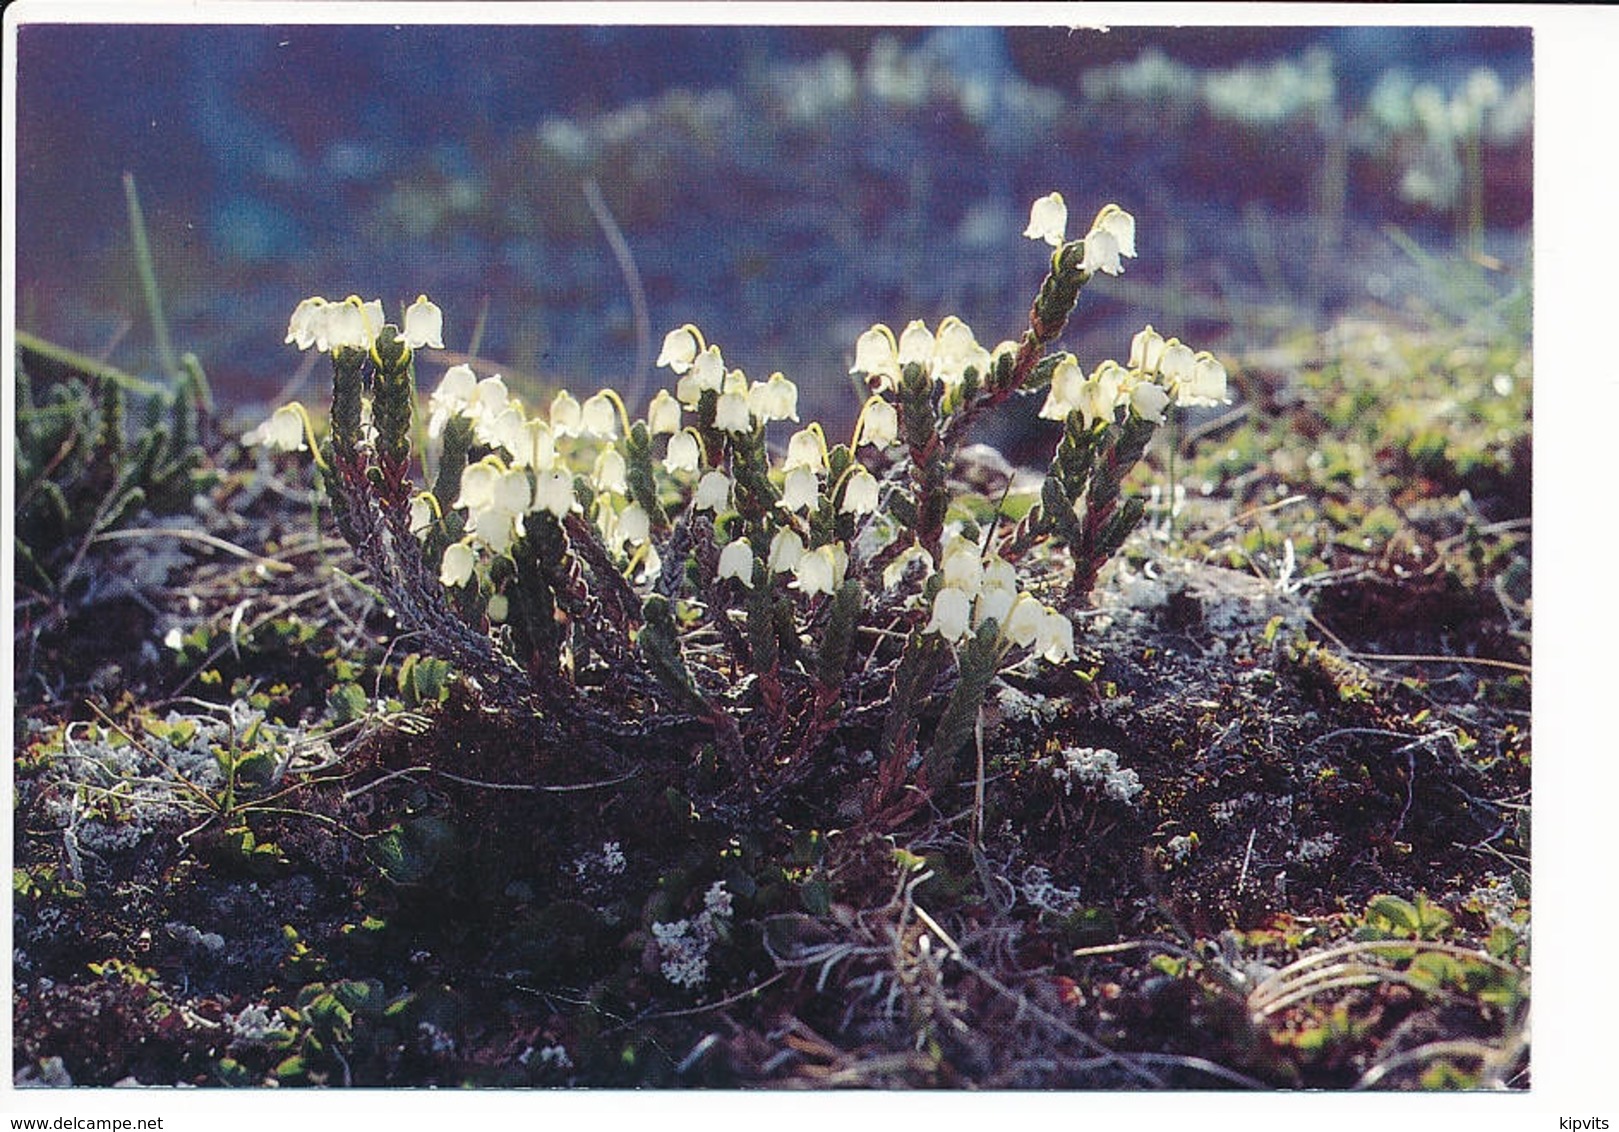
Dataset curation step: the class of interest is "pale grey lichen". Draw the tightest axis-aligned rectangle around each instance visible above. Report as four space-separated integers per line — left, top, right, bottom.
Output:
1049 746 1143 806
651 881 735 990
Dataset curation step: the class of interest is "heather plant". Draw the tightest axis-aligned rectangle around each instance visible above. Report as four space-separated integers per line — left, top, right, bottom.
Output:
254 194 1228 820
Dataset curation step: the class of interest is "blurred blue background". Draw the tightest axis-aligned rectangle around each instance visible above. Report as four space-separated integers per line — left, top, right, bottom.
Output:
15 22 1532 434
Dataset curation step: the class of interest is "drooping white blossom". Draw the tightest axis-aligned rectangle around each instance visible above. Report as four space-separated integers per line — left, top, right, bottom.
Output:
717 539 755 586
401 295 445 350
1022 191 1068 247
244 404 308 452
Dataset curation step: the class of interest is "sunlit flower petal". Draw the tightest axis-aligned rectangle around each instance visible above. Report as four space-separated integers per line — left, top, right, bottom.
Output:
714 390 753 433
533 470 578 519
784 428 828 474
792 544 840 596
1037 606 1076 662
593 448 628 495
749 371 800 423
896 319 935 370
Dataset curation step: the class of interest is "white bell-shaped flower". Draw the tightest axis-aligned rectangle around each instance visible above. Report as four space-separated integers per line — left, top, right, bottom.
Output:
656 325 702 374
323 298 377 352
1038 354 1086 422
285 296 329 351
1037 606 1076 662
534 470 578 519
581 391 620 439
410 495 435 539
714 388 753 434
1129 379 1171 424
768 528 806 574
245 404 309 452
677 345 727 407
1080 205 1137 277
617 502 651 547
455 458 501 513
717 539 755 587
401 295 445 350
932 316 992 388
784 428 828 474
851 325 900 388
1130 325 1167 373
1022 191 1068 247
779 466 820 512
857 396 899 449
896 319 935 371
940 535 985 597
926 586 973 641
524 419 557 472
839 465 880 515
439 540 477 588
427 363 478 438
748 371 800 424
646 389 683 435
550 390 584 437
485 406 530 464
593 448 628 495
1003 593 1047 648
1179 352 1230 407
1076 361 1128 428
791 544 842 597
693 470 733 511
974 586 1016 630
663 430 701 474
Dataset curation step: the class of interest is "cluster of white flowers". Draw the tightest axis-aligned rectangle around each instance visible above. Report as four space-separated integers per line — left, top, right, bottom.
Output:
1049 746 1143 805
850 314 1013 398
1018 196 1228 430
650 881 735 990
1036 324 1228 428
262 192 1222 682
285 293 444 355
1021 194 1138 277
919 532 1075 660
